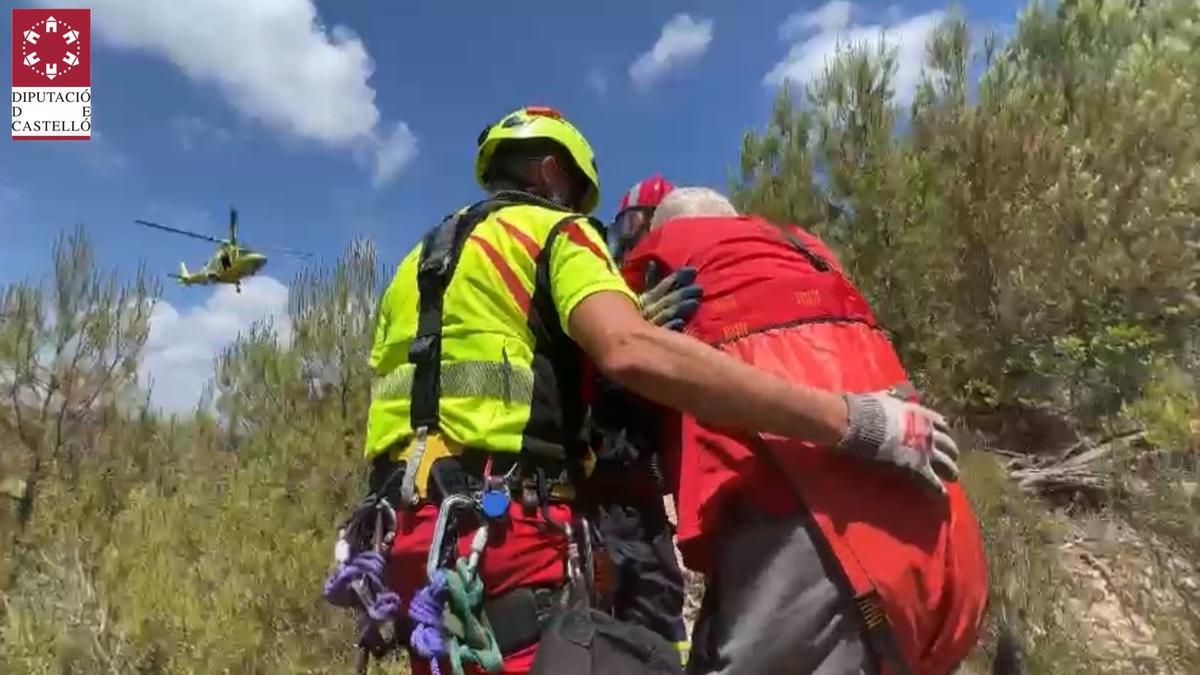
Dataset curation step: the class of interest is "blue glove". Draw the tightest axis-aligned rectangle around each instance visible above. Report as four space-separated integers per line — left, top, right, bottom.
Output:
640 262 702 332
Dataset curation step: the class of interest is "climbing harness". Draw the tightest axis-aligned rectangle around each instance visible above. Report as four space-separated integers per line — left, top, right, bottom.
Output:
393 194 597 674
406 455 600 675
338 192 603 672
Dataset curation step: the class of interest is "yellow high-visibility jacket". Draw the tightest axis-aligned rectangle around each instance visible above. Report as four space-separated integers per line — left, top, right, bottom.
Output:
365 197 637 464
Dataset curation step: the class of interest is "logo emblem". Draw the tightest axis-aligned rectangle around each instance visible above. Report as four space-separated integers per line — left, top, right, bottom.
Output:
19 14 85 82
11 8 92 140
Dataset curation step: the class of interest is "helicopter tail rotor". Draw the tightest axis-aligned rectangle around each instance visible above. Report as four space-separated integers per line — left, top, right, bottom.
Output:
167 262 188 283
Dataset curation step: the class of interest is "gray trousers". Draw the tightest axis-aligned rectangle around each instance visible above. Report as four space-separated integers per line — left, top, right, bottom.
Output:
686 511 875 675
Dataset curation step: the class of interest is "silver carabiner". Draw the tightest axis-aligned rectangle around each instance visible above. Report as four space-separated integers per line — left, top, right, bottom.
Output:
578 517 596 606
375 497 397 553
426 494 484 582
562 520 588 608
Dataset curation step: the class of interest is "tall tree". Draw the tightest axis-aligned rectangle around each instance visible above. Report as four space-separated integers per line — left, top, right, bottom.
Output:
0 227 158 587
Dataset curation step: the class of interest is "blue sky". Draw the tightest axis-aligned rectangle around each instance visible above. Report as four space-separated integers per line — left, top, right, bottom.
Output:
0 0 1022 410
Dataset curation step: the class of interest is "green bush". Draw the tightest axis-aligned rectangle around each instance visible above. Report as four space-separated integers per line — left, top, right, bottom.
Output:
1 235 394 673
733 0 1200 425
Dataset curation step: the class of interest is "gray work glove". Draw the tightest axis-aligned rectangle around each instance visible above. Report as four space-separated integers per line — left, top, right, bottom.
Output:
837 392 961 496
640 262 702 332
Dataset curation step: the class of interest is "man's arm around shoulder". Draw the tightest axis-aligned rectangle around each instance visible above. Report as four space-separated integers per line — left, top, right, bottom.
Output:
570 290 963 496
569 290 848 446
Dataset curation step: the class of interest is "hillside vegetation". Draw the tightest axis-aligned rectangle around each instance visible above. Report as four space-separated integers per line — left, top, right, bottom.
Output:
3 1 1198 673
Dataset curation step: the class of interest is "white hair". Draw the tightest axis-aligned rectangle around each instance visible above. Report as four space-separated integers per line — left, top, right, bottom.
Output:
650 187 739 230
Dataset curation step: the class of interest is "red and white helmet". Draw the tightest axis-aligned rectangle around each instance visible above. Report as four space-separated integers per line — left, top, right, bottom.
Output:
617 174 676 212
610 175 675 260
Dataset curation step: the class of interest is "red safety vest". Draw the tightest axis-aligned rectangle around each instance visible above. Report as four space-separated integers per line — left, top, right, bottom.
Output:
623 216 988 675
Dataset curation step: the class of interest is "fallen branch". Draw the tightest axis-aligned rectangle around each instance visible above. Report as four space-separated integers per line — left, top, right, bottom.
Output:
997 430 1146 501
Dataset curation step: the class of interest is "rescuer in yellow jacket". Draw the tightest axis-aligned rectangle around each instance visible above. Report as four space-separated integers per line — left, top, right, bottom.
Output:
344 105 962 675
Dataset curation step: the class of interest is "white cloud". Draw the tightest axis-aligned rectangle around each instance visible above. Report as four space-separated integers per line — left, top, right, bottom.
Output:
780 0 852 39
139 276 289 412
586 68 609 97
765 2 944 106
362 121 418 187
171 114 235 151
49 130 129 176
629 14 714 90
38 0 417 183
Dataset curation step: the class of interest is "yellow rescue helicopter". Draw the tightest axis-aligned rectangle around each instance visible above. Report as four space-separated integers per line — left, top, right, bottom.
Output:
135 207 312 293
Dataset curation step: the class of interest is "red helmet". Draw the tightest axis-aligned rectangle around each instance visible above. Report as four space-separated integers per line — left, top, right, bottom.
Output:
617 174 676 212
610 175 675 260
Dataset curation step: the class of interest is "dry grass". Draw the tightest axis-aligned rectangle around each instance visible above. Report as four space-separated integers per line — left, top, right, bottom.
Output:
958 448 1105 675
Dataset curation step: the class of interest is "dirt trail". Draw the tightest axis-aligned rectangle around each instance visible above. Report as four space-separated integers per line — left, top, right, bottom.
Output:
1059 518 1199 674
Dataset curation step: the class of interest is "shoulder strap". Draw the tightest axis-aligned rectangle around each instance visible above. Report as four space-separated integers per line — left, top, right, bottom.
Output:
408 198 514 431
407 194 595 433
751 434 915 675
529 214 604 348
768 223 832 272
523 215 600 462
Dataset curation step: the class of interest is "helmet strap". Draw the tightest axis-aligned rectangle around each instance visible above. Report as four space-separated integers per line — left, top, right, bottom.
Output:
488 154 583 212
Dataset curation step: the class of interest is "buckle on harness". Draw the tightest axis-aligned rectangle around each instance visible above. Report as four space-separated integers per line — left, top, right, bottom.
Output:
419 252 451 276
408 334 437 361
480 458 518 520
855 591 915 675
401 427 429 506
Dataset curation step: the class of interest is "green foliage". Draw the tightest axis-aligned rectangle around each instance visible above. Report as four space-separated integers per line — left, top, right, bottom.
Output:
1124 367 1199 453
1 226 158 587
734 0 1200 424
1 236 399 674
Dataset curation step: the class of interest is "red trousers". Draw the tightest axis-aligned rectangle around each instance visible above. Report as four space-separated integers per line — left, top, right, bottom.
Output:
386 500 575 675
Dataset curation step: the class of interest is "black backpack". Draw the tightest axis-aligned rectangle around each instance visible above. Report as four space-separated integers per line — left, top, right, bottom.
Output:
530 608 684 675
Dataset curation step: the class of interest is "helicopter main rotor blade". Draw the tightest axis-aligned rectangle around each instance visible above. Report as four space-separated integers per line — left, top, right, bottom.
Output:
270 245 315 261
135 219 228 244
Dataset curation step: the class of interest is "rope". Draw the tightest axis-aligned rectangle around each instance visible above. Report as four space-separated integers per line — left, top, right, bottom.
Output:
408 558 504 675
409 570 449 675
322 550 405 662
322 551 405 620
